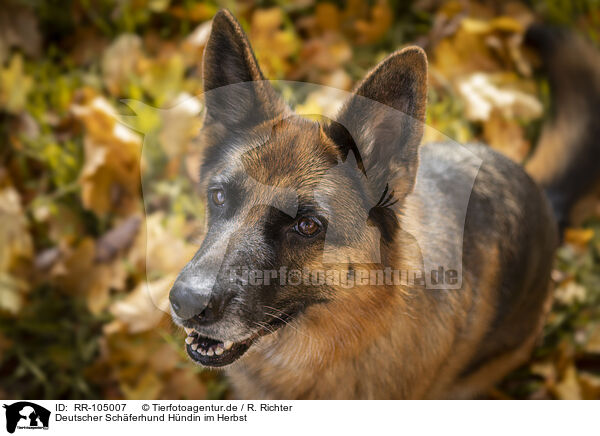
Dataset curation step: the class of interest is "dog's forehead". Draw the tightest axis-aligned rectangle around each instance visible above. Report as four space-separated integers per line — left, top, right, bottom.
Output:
227 117 337 192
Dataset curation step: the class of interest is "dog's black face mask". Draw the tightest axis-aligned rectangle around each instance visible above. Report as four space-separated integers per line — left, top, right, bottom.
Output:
169 11 426 367
170 115 343 366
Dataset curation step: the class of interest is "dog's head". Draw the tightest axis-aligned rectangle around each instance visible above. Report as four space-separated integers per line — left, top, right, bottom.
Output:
169 10 427 367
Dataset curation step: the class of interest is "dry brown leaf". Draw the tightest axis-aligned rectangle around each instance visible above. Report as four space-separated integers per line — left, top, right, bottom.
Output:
72 95 142 216
295 86 348 118
0 2 41 61
162 370 207 400
148 343 181 373
531 361 556 383
294 34 352 83
354 0 392 45
431 10 534 81
0 187 33 273
109 273 176 334
41 203 86 247
181 21 212 67
50 238 127 314
0 272 28 315
579 372 600 400
158 93 204 158
95 216 142 263
584 324 600 354
483 110 530 162
0 187 32 314
129 212 198 278
102 34 143 97
121 371 163 400
432 27 499 79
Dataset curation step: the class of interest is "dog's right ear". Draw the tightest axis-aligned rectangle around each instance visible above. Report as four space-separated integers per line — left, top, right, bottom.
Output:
327 47 428 201
202 10 289 130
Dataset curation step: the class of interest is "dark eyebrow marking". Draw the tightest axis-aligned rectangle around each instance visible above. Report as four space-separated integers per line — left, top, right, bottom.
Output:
209 168 248 189
295 202 328 219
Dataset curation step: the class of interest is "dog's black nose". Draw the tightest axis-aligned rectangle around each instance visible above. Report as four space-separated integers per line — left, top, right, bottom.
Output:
169 279 228 324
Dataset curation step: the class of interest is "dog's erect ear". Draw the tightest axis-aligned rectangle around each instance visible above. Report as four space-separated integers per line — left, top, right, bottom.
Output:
328 47 427 200
202 10 288 129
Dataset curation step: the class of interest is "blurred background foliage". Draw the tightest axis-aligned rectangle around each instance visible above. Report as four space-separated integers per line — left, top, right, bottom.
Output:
1 0 600 400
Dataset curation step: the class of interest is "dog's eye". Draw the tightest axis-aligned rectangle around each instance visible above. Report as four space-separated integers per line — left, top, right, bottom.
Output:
296 217 321 237
210 189 226 206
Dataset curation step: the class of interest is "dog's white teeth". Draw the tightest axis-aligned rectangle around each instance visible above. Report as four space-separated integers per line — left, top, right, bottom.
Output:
186 337 232 357
184 328 194 335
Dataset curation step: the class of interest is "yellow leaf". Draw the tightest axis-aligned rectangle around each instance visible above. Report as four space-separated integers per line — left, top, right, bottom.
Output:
315 3 341 32
431 11 531 80
461 18 492 34
564 228 595 247
0 272 28 315
251 8 300 77
0 186 32 315
0 187 33 273
0 54 33 113
140 54 185 106
461 17 522 35
490 17 524 34
552 364 582 400
169 3 217 21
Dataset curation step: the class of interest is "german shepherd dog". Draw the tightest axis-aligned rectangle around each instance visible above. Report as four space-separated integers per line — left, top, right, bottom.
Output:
169 10 600 399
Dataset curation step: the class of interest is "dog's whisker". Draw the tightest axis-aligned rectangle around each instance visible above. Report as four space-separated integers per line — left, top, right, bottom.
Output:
262 306 315 341
253 321 277 336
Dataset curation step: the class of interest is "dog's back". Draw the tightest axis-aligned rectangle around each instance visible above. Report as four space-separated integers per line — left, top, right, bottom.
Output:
406 142 557 398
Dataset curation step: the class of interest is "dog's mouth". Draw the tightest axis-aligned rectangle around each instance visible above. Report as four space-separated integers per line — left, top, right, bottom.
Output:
182 313 296 367
183 330 255 367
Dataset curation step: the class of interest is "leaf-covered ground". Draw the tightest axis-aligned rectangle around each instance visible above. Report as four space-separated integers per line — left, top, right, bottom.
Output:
1 0 599 400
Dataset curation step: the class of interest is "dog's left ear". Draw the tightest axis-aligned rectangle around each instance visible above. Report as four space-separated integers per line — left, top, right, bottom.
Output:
328 47 427 200
202 10 289 130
